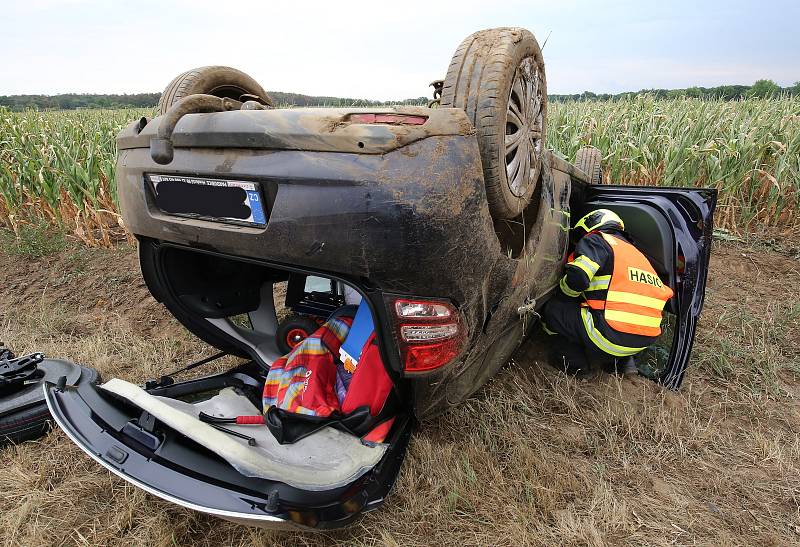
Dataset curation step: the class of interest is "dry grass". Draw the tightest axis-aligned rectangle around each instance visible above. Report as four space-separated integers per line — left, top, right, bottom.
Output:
1 238 799 546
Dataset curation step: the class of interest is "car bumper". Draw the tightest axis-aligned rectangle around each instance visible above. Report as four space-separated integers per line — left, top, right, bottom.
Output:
44 367 412 530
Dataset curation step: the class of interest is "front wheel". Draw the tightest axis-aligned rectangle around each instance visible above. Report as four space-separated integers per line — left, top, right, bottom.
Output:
575 146 604 184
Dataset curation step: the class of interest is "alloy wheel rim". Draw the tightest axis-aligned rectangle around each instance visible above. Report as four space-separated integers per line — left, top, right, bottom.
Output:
504 56 544 198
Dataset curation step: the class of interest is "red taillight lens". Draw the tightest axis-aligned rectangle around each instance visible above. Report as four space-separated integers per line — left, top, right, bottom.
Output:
388 297 465 373
349 113 428 126
404 338 462 372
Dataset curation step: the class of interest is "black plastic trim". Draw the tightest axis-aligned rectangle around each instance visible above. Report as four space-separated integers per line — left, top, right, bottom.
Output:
45 365 414 530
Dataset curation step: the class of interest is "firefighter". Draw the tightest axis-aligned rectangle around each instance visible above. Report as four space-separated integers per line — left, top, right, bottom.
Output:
542 209 673 378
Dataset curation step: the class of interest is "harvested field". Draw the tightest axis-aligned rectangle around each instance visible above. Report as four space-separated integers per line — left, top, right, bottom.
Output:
1 237 798 546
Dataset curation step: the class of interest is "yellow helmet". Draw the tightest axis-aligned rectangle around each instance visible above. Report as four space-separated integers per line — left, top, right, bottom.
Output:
572 209 624 241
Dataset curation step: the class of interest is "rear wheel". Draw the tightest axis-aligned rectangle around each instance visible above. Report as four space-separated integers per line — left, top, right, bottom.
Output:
576 146 603 184
157 66 272 115
441 28 547 220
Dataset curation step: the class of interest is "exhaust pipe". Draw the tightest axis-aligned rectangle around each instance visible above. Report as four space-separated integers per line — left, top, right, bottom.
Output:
150 94 242 165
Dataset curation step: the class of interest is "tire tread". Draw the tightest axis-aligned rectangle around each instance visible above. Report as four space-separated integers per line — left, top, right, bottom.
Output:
575 146 604 184
440 28 547 220
157 66 271 115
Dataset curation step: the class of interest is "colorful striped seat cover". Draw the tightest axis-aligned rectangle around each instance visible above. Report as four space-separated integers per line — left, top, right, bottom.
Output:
262 306 394 440
263 313 354 417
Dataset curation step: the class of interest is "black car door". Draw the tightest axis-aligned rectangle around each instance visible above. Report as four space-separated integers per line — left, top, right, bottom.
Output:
570 181 717 388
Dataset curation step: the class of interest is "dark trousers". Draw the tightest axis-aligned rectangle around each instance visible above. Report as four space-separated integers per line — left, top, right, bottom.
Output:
542 297 617 372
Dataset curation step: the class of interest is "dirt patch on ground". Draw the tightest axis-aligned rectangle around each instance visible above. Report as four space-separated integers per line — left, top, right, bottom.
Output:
1 239 799 546
707 241 800 311
0 241 232 382
0 243 165 339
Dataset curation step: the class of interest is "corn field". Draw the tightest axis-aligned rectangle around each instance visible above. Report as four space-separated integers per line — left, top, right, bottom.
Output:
0 107 151 246
549 96 800 233
1 96 798 246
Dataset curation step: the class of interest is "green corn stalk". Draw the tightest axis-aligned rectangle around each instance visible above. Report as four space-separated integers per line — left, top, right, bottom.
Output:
0 107 151 227
1 97 798 235
549 95 800 231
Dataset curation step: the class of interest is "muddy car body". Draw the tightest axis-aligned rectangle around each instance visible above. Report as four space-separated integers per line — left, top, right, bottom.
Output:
113 105 579 414
45 29 716 530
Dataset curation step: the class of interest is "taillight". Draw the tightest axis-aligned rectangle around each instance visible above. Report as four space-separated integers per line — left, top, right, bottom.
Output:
389 297 465 373
349 113 428 126
401 324 458 341
395 299 452 319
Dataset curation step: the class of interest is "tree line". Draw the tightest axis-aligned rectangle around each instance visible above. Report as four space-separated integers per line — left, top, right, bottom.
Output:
0 91 430 111
0 93 161 110
1 80 797 111
549 80 800 101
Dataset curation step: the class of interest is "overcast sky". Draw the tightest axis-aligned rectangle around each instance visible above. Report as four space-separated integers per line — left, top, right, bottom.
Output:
1 0 798 99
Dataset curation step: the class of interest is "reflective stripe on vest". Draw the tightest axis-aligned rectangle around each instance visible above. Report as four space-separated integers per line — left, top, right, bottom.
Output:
580 308 646 357
570 254 600 278
599 233 673 337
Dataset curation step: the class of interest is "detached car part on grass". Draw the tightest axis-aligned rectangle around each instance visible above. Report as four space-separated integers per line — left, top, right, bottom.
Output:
46 27 717 529
0 344 95 446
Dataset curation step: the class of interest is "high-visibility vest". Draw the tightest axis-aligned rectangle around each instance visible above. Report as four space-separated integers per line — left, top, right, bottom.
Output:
584 233 674 337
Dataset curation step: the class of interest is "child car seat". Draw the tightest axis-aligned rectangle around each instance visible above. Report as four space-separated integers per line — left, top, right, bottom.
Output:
262 302 396 444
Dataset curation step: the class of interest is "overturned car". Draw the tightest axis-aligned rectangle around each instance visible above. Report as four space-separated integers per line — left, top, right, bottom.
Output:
44 28 716 529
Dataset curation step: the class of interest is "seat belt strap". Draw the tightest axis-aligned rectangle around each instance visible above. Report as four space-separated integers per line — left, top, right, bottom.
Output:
339 300 374 372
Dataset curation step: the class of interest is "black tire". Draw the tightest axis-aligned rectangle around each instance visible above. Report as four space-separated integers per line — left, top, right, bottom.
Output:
576 146 603 184
441 28 547 220
276 315 320 355
157 66 273 116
